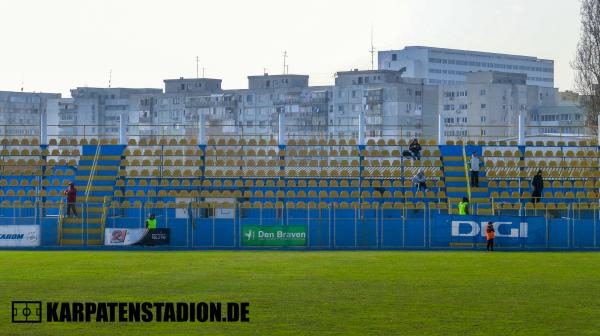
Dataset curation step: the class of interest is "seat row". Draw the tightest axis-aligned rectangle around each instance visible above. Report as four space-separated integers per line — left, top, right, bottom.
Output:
487 170 600 178
120 178 444 189
114 189 447 199
485 160 599 168
489 190 599 200
488 180 600 189
484 149 599 158
448 139 597 146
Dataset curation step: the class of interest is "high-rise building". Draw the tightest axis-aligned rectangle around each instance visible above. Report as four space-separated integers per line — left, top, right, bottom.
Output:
379 46 554 87
438 71 559 141
0 91 61 138
330 69 438 140
47 87 162 139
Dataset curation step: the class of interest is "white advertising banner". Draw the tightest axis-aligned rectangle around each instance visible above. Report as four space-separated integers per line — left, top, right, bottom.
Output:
104 228 147 246
0 225 40 247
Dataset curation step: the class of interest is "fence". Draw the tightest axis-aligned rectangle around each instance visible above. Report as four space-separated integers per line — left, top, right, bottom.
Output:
1 201 599 250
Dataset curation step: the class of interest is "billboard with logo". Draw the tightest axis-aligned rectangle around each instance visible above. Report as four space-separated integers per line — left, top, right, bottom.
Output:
431 215 546 248
104 228 171 246
0 225 40 247
242 225 306 247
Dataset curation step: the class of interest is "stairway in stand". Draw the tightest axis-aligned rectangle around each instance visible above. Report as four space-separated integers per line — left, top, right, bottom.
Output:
440 145 490 214
60 145 125 246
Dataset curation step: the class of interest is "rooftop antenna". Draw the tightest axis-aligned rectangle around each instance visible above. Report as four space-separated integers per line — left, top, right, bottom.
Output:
20 76 24 92
196 56 199 78
108 69 112 88
283 51 288 74
370 25 376 70
263 67 268 75
202 67 205 78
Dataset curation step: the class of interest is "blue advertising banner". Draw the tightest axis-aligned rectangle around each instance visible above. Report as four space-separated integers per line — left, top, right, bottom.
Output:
432 215 545 249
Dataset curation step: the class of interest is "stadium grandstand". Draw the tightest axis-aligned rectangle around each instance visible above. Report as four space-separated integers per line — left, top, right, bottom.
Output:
1 125 599 249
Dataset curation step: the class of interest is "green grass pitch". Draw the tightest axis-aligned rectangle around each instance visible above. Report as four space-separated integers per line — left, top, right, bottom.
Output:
1 251 600 335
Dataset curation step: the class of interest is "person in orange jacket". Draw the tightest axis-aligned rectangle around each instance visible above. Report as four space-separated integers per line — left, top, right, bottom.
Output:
486 222 495 251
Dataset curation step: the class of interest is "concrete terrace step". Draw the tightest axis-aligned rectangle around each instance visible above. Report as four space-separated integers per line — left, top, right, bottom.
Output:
447 187 467 192
84 196 108 202
80 155 122 161
75 175 116 181
78 166 119 171
63 217 83 224
442 156 464 162
87 186 114 191
444 166 466 172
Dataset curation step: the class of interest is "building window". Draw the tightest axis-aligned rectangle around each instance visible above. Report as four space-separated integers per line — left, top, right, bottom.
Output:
481 116 486 123
392 54 397 61
480 89 486 96
481 104 487 109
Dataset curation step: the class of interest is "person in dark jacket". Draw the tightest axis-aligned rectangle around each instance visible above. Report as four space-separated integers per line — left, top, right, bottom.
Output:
64 182 78 217
409 139 421 161
531 170 544 204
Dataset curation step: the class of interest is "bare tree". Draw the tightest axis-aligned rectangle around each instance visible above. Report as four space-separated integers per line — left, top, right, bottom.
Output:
573 0 600 135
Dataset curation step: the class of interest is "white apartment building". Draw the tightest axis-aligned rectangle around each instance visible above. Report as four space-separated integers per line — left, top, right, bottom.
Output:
379 46 554 87
0 91 61 138
439 71 557 141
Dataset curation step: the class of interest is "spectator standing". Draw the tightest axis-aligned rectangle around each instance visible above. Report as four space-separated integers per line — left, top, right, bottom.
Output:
64 182 77 217
531 170 544 204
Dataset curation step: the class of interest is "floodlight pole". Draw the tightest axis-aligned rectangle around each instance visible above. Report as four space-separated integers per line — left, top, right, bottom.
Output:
40 109 47 145
438 112 444 145
359 97 366 146
119 111 127 145
278 109 286 146
518 111 525 146
198 113 206 146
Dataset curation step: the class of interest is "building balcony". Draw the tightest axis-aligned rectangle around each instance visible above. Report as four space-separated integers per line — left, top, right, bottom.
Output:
186 97 238 108
138 116 153 123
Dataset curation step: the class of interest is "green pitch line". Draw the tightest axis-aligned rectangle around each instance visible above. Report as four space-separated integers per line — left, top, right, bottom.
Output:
1 251 600 335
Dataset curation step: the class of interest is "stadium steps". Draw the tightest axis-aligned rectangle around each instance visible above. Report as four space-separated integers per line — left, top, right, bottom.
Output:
59 145 125 246
440 145 493 212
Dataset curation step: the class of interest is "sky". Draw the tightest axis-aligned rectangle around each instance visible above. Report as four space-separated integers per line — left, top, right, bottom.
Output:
0 0 582 97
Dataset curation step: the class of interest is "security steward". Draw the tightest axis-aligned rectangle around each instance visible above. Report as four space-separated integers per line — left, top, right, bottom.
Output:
486 221 495 251
145 214 157 229
458 197 469 215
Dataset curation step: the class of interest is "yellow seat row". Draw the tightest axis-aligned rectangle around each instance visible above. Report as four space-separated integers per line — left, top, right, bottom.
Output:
124 148 203 156
48 138 119 146
125 169 202 178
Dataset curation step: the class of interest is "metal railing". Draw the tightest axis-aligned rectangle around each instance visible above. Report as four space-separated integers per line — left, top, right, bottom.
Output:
84 144 101 202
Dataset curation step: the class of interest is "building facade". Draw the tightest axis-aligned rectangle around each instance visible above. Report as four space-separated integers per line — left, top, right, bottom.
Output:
529 91 585 135
379 46 554 87
0 91 61 138
330 70 438 140
47 87 162 140
438 71 559 141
